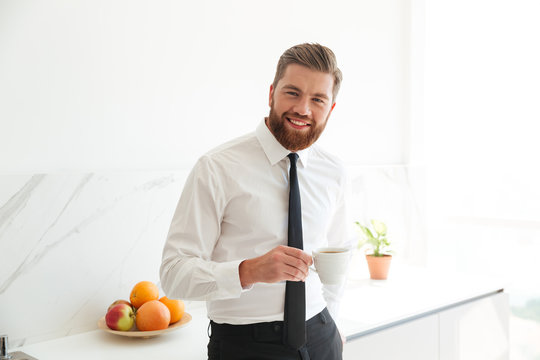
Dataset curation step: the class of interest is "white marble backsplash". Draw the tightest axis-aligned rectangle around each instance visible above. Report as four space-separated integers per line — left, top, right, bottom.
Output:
0 166 424 347
0 172 189 347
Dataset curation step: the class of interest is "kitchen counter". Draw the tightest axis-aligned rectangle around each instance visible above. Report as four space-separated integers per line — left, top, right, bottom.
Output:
339 262 505 340
12 264 506 360
12 305 210 360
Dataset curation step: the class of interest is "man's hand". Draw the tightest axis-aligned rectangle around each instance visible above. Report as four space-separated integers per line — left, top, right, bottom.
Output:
239 245 313 288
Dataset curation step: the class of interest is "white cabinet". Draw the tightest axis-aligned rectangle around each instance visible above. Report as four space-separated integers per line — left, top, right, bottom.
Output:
439 292 509 360
344 292 509 360
343 314 439 360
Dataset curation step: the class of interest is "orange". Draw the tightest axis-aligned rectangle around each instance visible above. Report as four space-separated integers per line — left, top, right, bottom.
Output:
129 281 159 309
135 300 171 331
159 296 185 324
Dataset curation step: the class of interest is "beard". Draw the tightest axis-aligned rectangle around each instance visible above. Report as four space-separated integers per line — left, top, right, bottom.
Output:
266 102 329 152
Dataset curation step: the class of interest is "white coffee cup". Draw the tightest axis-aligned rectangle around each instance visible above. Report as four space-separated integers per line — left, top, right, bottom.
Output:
310 247 351 285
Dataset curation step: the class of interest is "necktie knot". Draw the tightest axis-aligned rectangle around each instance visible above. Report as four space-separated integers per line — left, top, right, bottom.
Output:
287 152 299 165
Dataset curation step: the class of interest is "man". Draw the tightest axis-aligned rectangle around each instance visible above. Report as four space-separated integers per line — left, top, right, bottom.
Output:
160 43 352 360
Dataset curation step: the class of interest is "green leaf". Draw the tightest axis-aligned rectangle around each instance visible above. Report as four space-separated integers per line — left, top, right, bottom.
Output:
354 219 392 255
371 220 387 236
367 237 378 247
363 227 374 240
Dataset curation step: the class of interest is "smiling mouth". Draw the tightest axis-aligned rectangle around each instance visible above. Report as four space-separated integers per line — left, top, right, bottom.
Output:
286 117 311 128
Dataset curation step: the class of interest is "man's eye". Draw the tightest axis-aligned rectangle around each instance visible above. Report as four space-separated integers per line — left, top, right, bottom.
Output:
286 91 298 96
313 98 324 103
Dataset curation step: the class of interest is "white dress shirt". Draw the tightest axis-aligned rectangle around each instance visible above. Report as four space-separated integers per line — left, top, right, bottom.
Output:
160 120 353 325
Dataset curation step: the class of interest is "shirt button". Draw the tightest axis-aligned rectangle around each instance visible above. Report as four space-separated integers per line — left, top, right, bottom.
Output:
274 324 281 332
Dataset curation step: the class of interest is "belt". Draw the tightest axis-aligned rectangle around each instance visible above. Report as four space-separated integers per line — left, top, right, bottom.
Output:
209 308 331 342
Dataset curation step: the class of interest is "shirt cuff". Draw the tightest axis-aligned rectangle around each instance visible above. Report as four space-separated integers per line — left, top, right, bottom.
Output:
214 259 245 298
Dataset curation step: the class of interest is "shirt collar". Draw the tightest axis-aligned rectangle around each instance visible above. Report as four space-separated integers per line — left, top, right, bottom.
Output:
256 119 311 168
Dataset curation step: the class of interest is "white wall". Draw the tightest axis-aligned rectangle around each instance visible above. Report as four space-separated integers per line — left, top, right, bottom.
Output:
423 0 540 278
0 0 411 172
0 0 418 347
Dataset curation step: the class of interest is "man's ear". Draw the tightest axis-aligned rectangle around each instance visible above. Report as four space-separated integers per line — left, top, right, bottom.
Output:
331 102 336 112
269 84 274 107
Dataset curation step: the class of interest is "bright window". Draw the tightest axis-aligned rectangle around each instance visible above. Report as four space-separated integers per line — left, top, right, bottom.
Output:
422 1 540 358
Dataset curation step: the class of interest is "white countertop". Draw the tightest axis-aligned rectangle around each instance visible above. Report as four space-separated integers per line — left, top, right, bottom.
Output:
13 264 505 360
339 263 505 340
13 305 210 360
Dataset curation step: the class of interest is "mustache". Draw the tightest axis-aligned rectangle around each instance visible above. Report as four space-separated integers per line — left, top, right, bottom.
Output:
282 112 312 121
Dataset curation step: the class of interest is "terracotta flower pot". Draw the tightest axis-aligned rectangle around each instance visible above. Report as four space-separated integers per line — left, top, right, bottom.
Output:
365 254 392 280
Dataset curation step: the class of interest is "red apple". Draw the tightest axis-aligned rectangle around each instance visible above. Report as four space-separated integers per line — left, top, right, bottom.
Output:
105 303 135 331
107 299 132 313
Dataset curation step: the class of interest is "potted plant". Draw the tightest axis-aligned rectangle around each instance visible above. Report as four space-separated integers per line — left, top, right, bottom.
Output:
355 219 393 280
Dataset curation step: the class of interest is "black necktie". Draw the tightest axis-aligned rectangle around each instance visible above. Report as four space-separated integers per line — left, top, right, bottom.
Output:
283 153 306 349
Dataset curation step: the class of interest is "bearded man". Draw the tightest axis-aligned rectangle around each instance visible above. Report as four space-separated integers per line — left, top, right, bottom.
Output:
160 43 352 360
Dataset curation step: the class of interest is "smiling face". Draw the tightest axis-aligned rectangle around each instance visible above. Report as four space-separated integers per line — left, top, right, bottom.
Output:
266 63 336 152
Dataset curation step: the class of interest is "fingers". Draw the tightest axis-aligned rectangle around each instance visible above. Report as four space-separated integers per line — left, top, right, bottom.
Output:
246 245 314 284
268 262 304 282
279 246 313 281
282 263 307 282
281 245 313 266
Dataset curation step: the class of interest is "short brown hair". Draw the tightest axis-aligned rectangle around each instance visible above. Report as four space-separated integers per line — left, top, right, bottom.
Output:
272 43 343 102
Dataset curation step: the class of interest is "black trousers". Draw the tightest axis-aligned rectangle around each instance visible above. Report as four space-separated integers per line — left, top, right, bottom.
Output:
207 308 343 360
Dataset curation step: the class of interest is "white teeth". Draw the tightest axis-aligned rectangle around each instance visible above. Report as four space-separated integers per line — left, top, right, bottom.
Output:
289 119 307 126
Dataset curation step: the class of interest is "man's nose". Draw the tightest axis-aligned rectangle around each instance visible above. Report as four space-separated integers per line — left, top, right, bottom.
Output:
292 97 311 117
